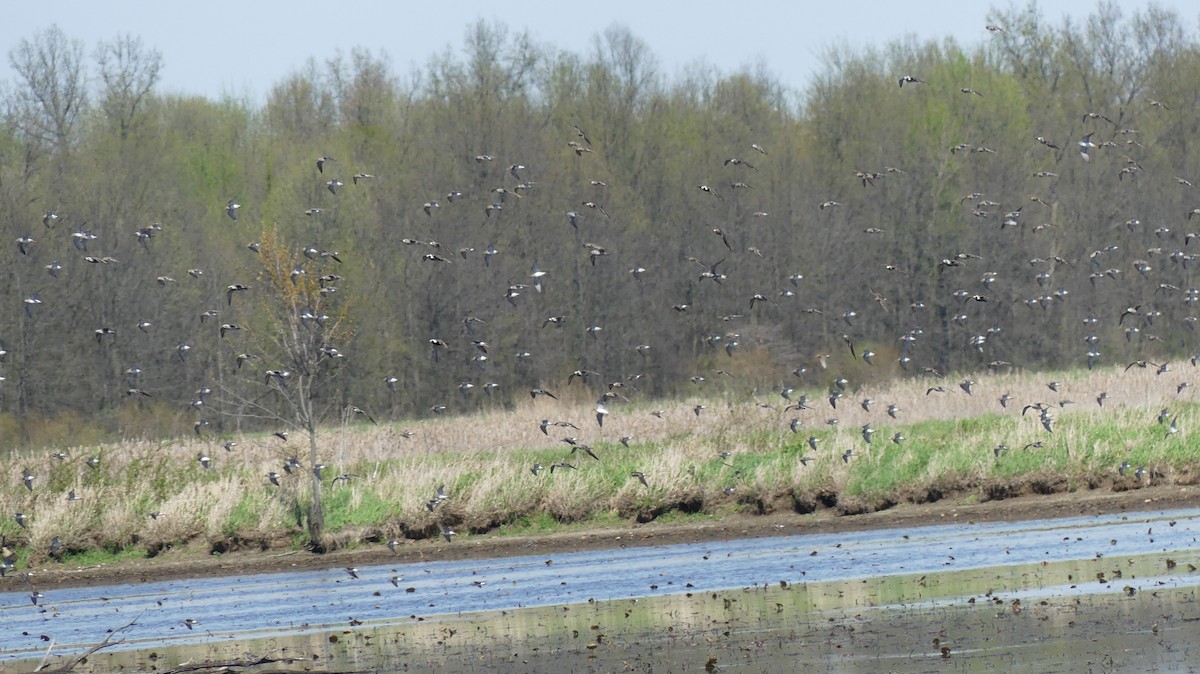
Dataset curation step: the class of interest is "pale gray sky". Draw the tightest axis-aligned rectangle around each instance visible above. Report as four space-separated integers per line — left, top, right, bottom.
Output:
2 1 1197 101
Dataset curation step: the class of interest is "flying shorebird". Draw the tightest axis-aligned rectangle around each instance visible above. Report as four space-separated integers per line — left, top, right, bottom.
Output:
23 294 42 317
1078 132 1097 162
529 264 548 292
1036 136 1060 150
225 284 250 305
571 444 600 461
581 201 609 217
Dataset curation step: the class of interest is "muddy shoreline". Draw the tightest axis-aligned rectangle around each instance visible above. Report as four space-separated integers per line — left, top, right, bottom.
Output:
10 484 1198 591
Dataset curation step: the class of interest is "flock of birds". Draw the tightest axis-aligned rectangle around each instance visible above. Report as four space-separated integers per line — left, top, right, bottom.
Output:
5 23 1200 601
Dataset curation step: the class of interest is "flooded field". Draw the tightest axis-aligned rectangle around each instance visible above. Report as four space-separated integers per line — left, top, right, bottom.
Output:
4 506 1199 672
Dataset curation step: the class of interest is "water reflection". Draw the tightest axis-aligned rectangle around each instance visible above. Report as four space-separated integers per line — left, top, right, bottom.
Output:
52 567 1200 673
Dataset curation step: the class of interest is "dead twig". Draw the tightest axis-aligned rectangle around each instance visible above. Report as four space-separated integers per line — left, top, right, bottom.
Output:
34 614 140 673
156 653 372 674
32 638 55 672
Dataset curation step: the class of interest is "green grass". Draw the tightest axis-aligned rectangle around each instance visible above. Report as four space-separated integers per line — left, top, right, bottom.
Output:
492 509 634 537
56 545 145 567
494 511 562 536
223 493 265 538
321 487 395 531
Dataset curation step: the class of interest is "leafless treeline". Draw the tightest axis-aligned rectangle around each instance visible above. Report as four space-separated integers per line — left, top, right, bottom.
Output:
0 4 1198 448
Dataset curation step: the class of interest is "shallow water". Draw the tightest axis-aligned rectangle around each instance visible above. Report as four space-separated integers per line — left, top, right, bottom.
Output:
3 506 1199 671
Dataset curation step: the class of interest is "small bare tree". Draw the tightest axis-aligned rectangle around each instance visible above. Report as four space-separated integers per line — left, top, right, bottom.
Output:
216 227 353 549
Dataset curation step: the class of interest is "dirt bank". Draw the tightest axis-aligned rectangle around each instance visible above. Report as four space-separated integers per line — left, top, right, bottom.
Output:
12 484 1198 591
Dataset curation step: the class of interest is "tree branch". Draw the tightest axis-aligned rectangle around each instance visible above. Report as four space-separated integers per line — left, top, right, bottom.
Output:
33 614 139 673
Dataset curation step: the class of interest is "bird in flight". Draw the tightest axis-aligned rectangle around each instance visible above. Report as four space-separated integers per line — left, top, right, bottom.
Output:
226 283 250 305
581 201 609 218
1078 132 1097 162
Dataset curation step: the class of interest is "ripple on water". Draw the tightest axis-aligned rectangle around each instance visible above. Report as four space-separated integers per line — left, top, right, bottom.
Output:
2 506 1198 670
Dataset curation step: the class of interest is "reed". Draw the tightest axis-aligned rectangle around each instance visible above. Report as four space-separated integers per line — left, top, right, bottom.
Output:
2 365 1196 564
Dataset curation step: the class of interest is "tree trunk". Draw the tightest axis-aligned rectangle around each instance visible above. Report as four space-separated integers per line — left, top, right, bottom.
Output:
306 421 324 549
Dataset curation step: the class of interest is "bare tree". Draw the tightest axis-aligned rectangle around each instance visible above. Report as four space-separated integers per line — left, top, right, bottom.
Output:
214 228 353 548
94 34 162 138
265 59 337 140
327 47 396 129
7 25 87 152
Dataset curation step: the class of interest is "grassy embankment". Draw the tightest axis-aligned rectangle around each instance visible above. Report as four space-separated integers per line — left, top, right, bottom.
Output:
2 366 1198 567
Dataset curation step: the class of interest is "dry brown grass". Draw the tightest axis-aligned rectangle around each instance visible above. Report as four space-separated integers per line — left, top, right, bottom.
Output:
2 364 1198 562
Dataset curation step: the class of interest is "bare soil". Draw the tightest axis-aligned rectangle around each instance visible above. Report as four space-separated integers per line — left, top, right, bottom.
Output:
18 483 1199 591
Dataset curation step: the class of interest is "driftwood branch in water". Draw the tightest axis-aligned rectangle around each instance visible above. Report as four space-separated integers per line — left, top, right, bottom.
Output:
157 653 372 674
28 620 368 674
32 638 55 672
32 615 139 673
155 654 320 673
